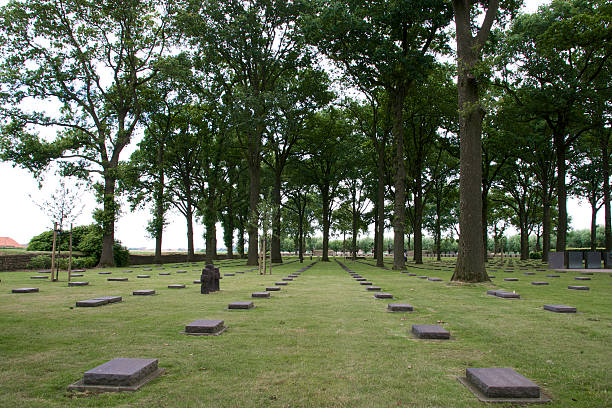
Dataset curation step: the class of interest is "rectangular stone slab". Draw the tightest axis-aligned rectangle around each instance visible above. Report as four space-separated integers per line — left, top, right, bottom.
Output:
133 290 155 296
228 301 254 309
69 282 89 286
98 272 112 275
168 284 185 288
548 252 565 269
76 298 109 307
281 278 293 281
185 319 225 334
584 252 602 268
366 286 381 291
251 292 270 298
412 324 450 339
275 282 288 286
71 274 84 277
574 277 591 281
359 281 373 285
496 291 520 299
93 296 122 303
159 273 170 276
374 293 393 299
387 303 413 312
83 358 158 386
567 252 583 269
12 288 39 293
543 304 576 313
486 290 502 296
466 367 540 398
30 276 48 279
137 275 150 278
568 286 589 290
503 278 518 281
546 274 560 278
108 278 128 281
266 287 281 291
531 281 549 285
428 277 443 281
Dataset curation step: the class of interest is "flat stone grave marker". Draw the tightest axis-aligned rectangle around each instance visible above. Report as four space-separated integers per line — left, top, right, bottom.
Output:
531 281 549 285
12 288 39 293
567 252 583 269
428 277 443 281
387 303 413 312
546 274 560 278
159 273 170 276
38 269 51 273
581 272 594 275
266 287 281 291
97 296 122 303
418 276 428 279
122 270 133 273
99 272 112 275
168 284 185 289
575 277 591 281
236 271 244 274
108 278 128 282
72 274 84 277
355 278 366 281
568 286 589 291
251 292 270 298
176 270 186 273
137 275 150 278
228 301 254 310
412 324 450 339
69 281 89 287
133 290 155 296
374 293 393 299
503 278 518 281
282 278 293 281
193 280 201 284
359 281 373 285
224 273 235 276
143 269 152 271
496 291 520 299
543 304 576 313
275 282 288 286
486 290 502 296
523 272 535 275
76 298 109 307
366 286 381 291
68 358 164 392
183 319 226 336
406 273 417 276
30 276 48 279
459 367 546 402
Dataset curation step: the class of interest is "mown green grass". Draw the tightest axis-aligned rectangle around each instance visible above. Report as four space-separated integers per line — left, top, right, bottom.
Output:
0 257 610 407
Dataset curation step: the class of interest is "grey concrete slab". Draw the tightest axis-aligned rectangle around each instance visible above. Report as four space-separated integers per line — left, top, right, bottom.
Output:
69 282 89 286
387 303 413 312
81 358 159 387
366 286 381 291
184 319 226 335
12 288 39 293
465 367 540 399
585 252 602 269
251 292 270 298
133 290 155 296
412 324 450 339
543 304 576 313
374 293 393 299
568 286 589 291
168 284 185 289
548 252 565 269
567 252 584 269
228 301 254 310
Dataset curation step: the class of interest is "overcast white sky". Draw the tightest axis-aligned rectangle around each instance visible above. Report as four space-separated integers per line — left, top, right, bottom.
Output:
3 0 601 250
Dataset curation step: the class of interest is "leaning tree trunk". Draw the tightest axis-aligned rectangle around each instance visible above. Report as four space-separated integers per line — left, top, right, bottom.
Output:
271 170 283 263
390 87 407 270
554 133 567 252
98 171 117 267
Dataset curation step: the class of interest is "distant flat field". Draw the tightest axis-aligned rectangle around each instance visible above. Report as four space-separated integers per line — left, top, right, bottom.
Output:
0 257 610 407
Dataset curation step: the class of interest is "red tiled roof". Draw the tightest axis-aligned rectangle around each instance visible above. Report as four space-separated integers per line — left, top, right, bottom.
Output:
0 237 25 248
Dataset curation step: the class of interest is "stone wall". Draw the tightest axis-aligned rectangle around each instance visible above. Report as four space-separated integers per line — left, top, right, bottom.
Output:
0 253 71 272
128 253 233 265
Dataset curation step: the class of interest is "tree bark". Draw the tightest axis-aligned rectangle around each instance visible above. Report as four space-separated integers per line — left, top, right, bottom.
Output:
375 131 386 267
237 216 245 258
351 187 358 259
390 87 407 270
153 143 165 264
98 172 117 267
413 176 423 264
520 213 529 260
186 204 194 262
542 183 552 262
321 185 331 262
271 169 283 263
247 151 261 265
436 192 442 261
554 133 567 252
590 196 597 251
601 134 611 250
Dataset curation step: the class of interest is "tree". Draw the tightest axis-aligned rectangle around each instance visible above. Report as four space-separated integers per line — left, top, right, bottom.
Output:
0 0 172 266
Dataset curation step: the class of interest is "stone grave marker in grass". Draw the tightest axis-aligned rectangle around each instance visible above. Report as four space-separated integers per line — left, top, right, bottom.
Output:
428 277 443 281
137 275 150 278
275 282 288 286
458 367 549 403
99 272 111 275
69 282 89 286
252 292 270 298
496 291 520 299
159 272 170 276
38 269 51 273
387 303 413 312
366 286 381 291
72 274 84 277
568 286 589 291
266 287 281 291
193 280 201 284
12 288 39 293
282 277 293 281
546 274 560 278
418 276 428 279
411 324 450 339
575 277 591 281
503 278 518 281
30 276 48 279
176 270 186 273
228 301 254 310
76 296 122 307
374 293 393 299
123 270 133 273
355 277 366 281
143 269 152 271
543 304 576 313
108 278 128 282
168 284 185 289
182 320 226 336
523 272 535 275
359 281 373 285
224 273 235 276
67 358 164 392
531 281 549 285
133 290 155 296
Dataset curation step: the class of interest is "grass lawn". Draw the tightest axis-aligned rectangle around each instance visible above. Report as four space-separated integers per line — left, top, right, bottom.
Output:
0 257 610 407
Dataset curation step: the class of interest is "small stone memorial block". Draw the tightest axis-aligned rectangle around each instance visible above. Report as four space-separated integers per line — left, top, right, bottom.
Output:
176 270 186 274
428 277 443 281
531 281 549 285
418 276 428 279
387 303 413 312
133 290 155 296
38 269 51 273
359 281 373 285
266 287 281 291
12 287 39 293
355 277 366 281
282 278 293 281
228 301 254 310
412 324 450 339
575 276 591 281
546 274 560 278
30 276 48 279
168 284 185 289
137 275 150 278
275 282 288 286
159 272 170 276
523 272 535 275
95 296 122 303
496 291 520 299
567 252 583 269
122 270 133 273
374 293 393 299
543 304 576 313
184 319 226 335
143 269 152 271
68 358 163 392
108 277 128 282
224 273 235 276
548 252 565 269
568 285 589 291
465 367 540 399
99 272 112 275
487 290 502 296
251 292 270 298
585 252 602 269
366 286 381 291
72 274 84 277
76 298 109 307
69 281 89 286
503 278 518 281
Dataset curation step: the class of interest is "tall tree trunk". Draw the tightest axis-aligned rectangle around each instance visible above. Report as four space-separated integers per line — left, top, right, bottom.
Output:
601 134 611 250
154 145 165 264
542 184 552 262
413 178 423 264
271 170 283 263
321 186 330 261
390 87 406 270
590 197 597 251
376 134 386 267
554 133 567 252
186 205 194 262
205 219 216 263
520 215 529 260
482 188 489 262
247 156 261 265
224 214 234 259
237 216 245 258
373 207 378 260
298 209 304 263
98 172 117 267
352 190 358 259
436 193 442 261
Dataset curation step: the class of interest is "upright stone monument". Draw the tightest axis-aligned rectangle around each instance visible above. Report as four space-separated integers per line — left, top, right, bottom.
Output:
567 252 583 269
585 252 602 269
200 264 220 294
547 251 565 269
